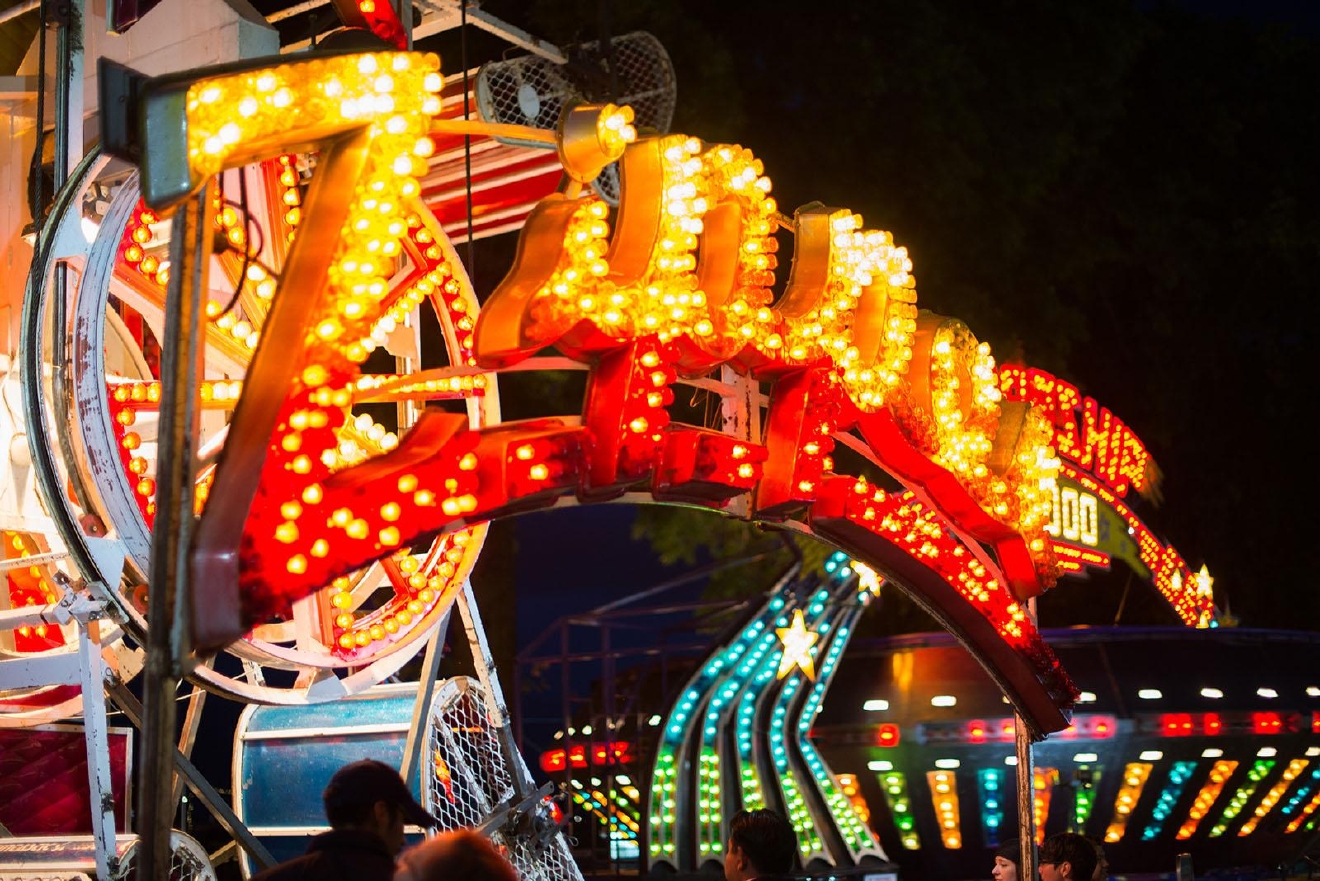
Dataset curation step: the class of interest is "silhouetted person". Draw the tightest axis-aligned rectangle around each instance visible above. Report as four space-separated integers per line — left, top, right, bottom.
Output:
993 838 1023 881
1039 832 1098 881
252 759 438 881
394 829 519 881
724 808 798 881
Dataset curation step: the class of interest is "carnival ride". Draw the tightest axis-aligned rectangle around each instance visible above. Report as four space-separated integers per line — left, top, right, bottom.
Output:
0 0 1245 878
515 367 1317 880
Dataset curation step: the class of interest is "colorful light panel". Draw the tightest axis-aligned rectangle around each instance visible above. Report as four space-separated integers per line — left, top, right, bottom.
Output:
878 771 921 850
1104 762 1153 843
1281 763 1320 819
1286 790 1320 834
928 770 963 849
1034 767 1056 845
1142 761 1197 840
1074 768 1099 831
1239 759 1308 835
1209 760 1274 837
1177 760 1238 839
978 768 1006 845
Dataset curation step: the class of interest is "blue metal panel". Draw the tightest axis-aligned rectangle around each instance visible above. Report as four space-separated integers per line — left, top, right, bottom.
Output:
240 730 410 827
232 684 423 877
241 691 417 733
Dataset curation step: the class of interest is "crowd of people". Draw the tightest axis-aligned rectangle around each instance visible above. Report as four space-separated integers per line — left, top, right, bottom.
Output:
247 757 807 880
252 758 1114 881
250 759 517 881
993 832 1111 881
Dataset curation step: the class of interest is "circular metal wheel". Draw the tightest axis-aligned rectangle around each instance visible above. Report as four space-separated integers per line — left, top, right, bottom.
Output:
20 148 496 705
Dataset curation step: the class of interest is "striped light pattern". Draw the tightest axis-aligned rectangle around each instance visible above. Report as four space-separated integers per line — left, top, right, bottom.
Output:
1239 759 1308 836
1208 760 1274 837
928 770 963 849
1177 760 1239 839
1142 761 1197 840
1104 763 1153 843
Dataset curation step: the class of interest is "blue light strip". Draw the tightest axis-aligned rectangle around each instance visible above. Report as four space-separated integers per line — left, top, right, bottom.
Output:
766 590 831 861
979 769 1006 845
647 589 789 866
796 603 882 858
1142 761 1198 840
1282 764 1320 817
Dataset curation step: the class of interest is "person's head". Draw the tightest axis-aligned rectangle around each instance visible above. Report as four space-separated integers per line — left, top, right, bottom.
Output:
724 809 797 881
321 759 439 854
1039 833 1097 881
993 838 1022 881
394 829 518 881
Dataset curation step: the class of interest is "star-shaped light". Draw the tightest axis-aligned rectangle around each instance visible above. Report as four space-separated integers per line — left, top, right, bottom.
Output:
1195 565 1214 598
776 609 819 680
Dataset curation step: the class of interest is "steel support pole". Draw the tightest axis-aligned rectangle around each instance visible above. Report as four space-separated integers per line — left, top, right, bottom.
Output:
78 615 118 879
401 609 451 786
1017 595 1041 880
1016 712 1037 879
108 680 276 870
171 663 213 811
138 186 212 880
52 0 84 185
456 582 533 796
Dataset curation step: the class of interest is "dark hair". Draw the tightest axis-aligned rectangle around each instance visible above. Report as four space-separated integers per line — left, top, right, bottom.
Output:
728 809 797 875
323 796 377 829
1040 832 1097 881
995 838 1022 866
396 829 518 881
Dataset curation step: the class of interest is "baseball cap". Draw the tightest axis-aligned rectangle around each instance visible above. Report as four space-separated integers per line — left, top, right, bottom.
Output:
322 759 440 828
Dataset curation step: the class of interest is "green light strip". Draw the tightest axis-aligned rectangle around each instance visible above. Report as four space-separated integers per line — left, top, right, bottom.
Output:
1208 760 1275 837
878 771 921 850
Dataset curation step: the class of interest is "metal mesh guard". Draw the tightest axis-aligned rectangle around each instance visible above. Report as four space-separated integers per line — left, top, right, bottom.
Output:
115 831 216 881
475 31 676 207
424 677 583 881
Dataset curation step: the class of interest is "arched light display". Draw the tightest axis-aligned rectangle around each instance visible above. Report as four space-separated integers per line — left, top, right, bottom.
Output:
118 49 1085 737
645 553 885 873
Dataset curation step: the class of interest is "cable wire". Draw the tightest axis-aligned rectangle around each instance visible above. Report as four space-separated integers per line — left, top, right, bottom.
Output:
460 1 476 283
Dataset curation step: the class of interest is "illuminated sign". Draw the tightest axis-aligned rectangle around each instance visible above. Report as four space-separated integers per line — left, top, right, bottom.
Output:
1002 367 1216 627
999 366 1153 499
1046 482 1099 547
121 50 1090 731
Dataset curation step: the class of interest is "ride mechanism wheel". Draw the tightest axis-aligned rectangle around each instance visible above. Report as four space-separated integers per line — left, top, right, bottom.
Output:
17 142 497 709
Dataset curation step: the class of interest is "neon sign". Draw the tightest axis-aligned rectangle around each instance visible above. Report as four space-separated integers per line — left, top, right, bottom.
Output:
1000 367 1216 626
1046 483 1099 547
118 50 1081 731
999 366 1152 499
